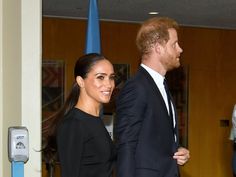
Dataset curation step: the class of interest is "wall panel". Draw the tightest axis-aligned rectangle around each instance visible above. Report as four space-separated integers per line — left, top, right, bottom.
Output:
43 17 236 177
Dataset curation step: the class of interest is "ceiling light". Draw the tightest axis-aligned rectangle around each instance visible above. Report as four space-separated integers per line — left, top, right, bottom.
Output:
149 12 159 15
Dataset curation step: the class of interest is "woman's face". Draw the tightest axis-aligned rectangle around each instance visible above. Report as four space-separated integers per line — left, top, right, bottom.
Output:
82 59 115 104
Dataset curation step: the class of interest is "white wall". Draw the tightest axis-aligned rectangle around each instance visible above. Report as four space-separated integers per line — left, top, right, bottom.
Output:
1 0 21 176
21 0 42 176
0 0 3 175
0 0 41 176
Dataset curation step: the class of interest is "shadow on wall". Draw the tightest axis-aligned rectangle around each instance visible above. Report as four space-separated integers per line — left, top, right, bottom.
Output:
220 122 234 177
180 165 192 177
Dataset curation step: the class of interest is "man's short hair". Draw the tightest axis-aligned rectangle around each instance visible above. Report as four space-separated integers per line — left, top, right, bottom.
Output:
136 17 179 55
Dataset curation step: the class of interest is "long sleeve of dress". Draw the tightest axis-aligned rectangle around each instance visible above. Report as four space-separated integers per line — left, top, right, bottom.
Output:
57 118 84 177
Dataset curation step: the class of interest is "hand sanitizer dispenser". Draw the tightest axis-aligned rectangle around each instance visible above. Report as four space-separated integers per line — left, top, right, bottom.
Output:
8 126 29 163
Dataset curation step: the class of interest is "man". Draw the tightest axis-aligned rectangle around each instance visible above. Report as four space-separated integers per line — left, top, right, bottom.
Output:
230 104 236 177
115 17 190 177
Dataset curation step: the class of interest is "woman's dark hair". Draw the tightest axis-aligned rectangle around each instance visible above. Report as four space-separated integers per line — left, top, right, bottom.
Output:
43 53 107 164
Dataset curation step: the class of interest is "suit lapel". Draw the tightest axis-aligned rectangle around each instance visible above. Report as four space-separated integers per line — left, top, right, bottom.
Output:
138 67 169 116
138 66 179 146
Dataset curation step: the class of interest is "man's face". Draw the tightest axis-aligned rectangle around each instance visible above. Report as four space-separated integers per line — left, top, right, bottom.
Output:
160 28 183 71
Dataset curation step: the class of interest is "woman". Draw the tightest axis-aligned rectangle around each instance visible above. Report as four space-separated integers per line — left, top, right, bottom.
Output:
44 53 117 177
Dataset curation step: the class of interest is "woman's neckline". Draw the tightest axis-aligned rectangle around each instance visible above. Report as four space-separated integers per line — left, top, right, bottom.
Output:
73 107 100 119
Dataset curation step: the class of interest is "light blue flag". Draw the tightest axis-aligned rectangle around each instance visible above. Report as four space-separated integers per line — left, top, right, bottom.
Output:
85 0 101 54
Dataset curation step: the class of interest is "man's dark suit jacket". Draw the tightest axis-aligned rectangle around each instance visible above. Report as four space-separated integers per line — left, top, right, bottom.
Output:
115 66 179 177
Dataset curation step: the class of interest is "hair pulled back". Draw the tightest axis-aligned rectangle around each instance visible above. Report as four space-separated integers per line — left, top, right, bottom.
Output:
43 53 106 164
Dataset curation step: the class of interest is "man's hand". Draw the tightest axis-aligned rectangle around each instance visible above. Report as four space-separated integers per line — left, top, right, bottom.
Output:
173 147 190 165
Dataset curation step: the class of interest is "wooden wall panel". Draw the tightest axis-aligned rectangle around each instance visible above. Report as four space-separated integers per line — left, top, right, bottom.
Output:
180 27 236 177
100 21 140 74
42 17 236 177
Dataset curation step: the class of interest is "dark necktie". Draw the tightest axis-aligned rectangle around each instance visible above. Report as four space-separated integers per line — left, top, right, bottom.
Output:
163 79 174 128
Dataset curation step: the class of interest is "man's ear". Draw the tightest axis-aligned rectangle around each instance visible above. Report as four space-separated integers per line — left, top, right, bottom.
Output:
155 41 166 56
76 76 84 88
154 42 162 54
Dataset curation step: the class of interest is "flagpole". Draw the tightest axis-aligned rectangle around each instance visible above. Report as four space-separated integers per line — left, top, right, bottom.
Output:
85 0 101 54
